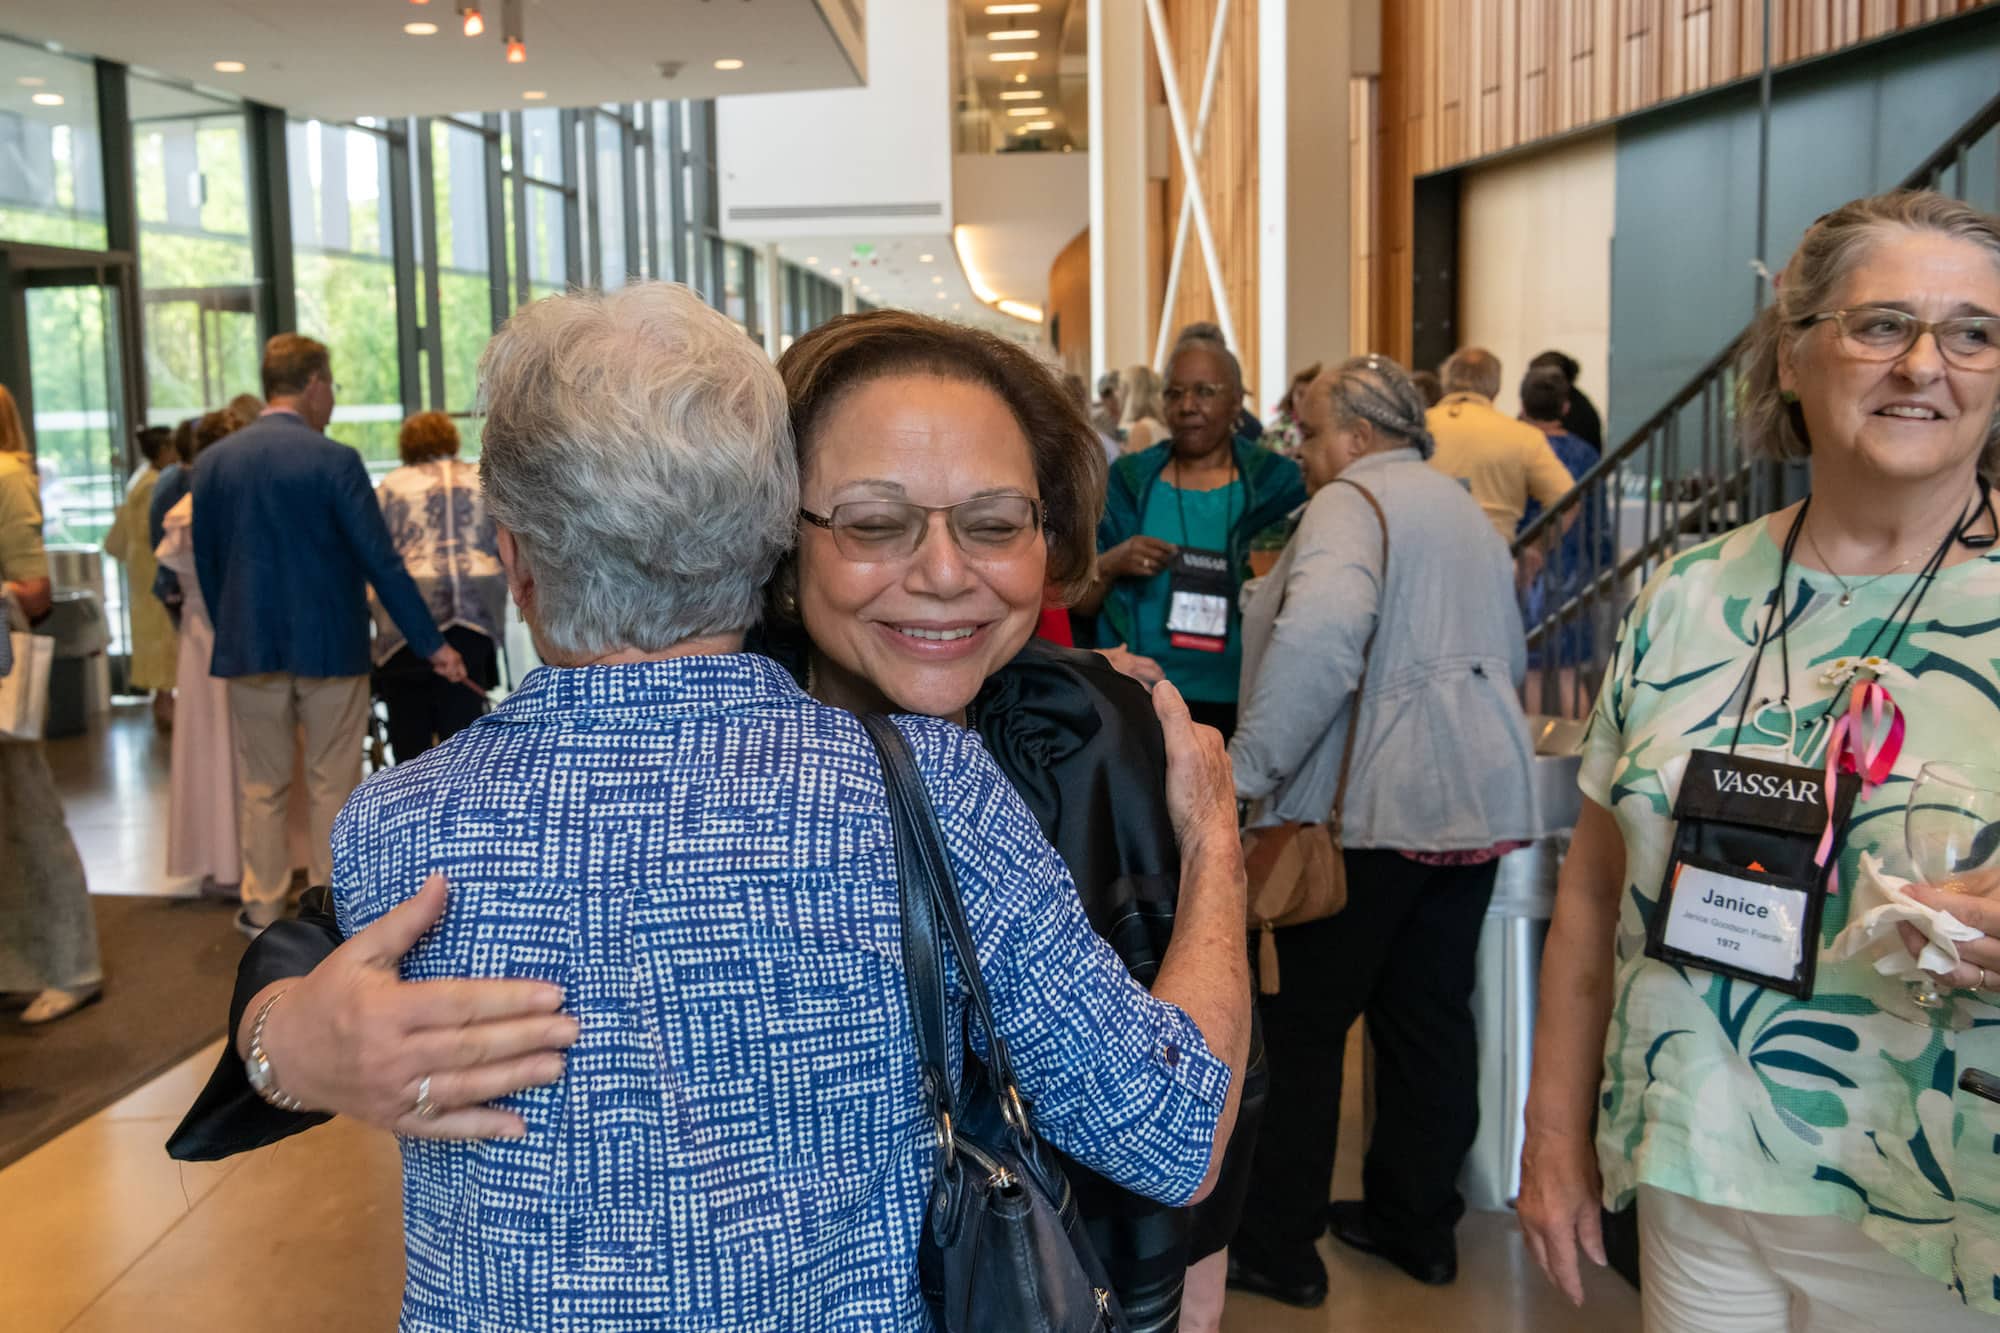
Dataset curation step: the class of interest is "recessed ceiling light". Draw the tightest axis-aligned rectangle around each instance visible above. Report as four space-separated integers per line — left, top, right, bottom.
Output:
1013 72 1030 83
1019 120 1055 131
1006 107 1049 117
918 253 934 263
714 58 745 71
404 21 439 35
986 3 1042 12
522 90 547 100
931 275 943 284
953 303 962 311
31 92 64 107
805 257 818 265
999 90 1042 100
829 267 842 276
17 76 45 86
990 51 1036 61
212 60 247 73
989 29 1040 41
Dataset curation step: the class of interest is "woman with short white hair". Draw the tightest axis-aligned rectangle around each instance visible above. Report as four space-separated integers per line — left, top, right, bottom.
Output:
177 281 1250 1330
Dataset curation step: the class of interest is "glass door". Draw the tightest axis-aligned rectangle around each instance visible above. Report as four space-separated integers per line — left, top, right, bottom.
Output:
0 242 144 668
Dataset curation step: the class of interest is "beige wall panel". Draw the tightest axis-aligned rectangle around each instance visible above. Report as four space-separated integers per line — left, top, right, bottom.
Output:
1454 130 1617 418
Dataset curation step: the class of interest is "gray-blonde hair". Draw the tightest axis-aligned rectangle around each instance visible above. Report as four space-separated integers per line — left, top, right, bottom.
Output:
1327 354 1436 460
1118 364 1164 426
1740 190 2000 479
478 282 797 657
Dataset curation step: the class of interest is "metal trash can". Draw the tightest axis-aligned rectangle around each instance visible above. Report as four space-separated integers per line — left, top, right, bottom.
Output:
1460 726 1585 1212
40 589 111 739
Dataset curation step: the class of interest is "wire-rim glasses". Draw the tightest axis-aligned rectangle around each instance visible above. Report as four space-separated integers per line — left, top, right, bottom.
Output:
799 495 1046 562
1800 307 2000 372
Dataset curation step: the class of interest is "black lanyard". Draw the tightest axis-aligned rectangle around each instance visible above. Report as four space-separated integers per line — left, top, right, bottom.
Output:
1729 481 1987 758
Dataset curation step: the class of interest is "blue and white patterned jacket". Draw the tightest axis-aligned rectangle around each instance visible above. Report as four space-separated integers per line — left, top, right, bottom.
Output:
369 459 507 666
333 653 1230 1332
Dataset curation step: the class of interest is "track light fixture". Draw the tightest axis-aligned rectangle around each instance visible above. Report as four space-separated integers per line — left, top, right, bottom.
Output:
502 0 524 62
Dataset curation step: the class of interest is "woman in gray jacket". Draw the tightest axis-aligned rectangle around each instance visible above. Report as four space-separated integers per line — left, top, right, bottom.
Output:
1225 354 1541 1306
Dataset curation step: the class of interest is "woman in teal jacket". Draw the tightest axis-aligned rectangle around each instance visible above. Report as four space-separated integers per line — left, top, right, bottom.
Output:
1078 337 1306 739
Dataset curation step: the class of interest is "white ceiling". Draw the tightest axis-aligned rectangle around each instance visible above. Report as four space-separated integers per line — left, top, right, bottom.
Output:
2 0 864 121
772 233 1038 339
954 0 1083 152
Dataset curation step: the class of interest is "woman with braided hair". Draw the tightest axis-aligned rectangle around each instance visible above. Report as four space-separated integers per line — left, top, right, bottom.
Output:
1224 354 1541 1306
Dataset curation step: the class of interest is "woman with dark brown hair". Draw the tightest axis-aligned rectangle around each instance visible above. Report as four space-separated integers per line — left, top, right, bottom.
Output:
368 410 504 762
767 310 1264 1331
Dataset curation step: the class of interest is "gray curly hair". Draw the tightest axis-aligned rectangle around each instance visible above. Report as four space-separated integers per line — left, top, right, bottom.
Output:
478 281 798 658
1326 353 1436 460
1738 190 2000 481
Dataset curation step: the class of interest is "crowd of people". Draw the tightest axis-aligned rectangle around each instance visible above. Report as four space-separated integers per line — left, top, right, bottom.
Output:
0 185 1994 1330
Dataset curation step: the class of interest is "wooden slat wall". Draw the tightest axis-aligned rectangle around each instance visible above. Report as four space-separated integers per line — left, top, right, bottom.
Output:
1370 0 1993 360
1158 0 1261 389
1046 227 1092 379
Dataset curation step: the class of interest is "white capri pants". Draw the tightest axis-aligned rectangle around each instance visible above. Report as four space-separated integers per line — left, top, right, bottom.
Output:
1639 1185 1997 1332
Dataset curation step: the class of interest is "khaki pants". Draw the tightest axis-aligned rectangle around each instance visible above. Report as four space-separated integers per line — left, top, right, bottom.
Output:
227 673 369 908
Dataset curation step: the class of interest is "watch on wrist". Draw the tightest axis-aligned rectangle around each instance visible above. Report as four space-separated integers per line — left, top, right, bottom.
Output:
245 990 306 1112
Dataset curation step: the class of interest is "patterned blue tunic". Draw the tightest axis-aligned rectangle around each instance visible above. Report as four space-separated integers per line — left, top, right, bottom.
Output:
333 653 1230 1331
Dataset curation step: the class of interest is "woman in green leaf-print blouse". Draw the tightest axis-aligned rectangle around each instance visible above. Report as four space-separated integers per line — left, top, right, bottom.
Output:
1519 191 2000 1331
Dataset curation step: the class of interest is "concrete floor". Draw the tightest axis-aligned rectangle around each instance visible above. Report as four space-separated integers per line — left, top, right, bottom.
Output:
5 706 1642 1331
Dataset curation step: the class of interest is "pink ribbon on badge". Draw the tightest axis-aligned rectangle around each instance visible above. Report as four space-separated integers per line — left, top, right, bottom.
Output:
1814 678 1905 893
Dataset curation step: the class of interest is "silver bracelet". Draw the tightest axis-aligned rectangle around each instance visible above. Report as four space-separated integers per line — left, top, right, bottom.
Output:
246 990 307 1113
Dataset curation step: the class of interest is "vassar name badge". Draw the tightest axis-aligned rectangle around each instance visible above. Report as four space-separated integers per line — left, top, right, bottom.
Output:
1643 749 1859 998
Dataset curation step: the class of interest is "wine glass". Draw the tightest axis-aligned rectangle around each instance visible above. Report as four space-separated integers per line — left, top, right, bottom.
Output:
1903 761 2000 1011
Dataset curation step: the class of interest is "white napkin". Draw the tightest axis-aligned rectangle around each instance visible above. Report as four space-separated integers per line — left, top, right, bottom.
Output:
1829 851 1985 979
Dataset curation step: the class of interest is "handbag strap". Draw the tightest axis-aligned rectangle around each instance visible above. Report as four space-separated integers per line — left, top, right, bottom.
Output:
1325 478 1390 837
861 713 1036 1147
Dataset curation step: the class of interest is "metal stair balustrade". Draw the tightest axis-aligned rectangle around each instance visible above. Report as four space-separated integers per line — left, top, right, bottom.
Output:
1509 91 2000 719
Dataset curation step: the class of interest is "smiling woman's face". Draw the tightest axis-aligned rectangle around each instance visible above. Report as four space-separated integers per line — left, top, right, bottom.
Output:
1782 228 2000 488
796 372 1049 721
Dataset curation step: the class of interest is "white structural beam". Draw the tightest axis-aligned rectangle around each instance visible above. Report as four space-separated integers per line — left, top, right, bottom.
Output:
1142 0 1237 359
1152 0 1234 371
1257 0 1354 411
1088 0 1154 384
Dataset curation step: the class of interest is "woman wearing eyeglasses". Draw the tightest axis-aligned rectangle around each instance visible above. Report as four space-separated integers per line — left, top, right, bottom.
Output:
1519 191 2000 1329
1078 336 1307 742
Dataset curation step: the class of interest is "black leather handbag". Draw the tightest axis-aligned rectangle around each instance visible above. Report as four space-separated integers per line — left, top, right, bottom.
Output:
861 713 1127 1333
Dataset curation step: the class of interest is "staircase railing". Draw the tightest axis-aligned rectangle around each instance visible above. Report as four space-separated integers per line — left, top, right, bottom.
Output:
1510 90 2000 718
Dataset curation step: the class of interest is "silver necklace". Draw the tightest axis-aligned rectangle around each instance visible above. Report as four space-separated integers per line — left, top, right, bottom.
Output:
1800 519 1925 608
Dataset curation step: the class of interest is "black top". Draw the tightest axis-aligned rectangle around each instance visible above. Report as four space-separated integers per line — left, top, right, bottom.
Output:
1562 387 1605 451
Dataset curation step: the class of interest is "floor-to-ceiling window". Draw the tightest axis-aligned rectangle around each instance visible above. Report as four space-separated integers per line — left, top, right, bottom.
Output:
0 38 105 250
289 117 402 467
130 75 259 423
508 107 567 302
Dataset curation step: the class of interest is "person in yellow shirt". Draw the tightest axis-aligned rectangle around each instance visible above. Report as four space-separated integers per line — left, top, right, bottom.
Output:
104 425 178 726
1426 347 1577 544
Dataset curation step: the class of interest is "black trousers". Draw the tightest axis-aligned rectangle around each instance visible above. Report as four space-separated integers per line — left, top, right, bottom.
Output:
1234 848 1498 1271
374 628 499 766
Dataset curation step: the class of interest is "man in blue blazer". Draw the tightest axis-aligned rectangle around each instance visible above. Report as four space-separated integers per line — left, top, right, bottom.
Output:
194 335 466 937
